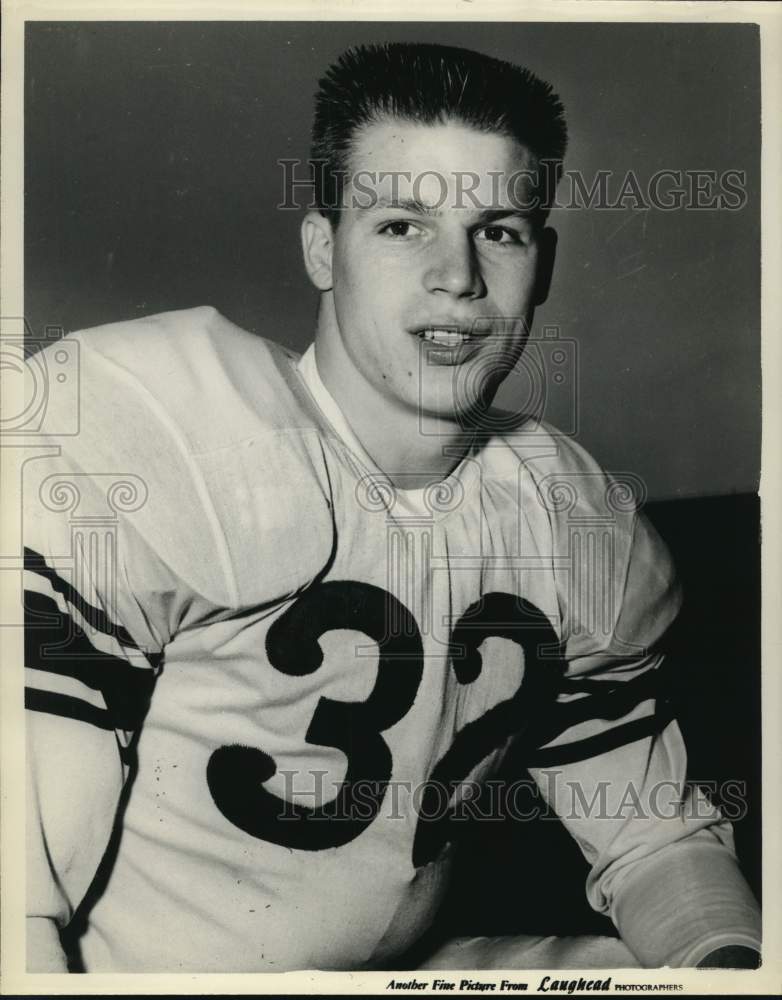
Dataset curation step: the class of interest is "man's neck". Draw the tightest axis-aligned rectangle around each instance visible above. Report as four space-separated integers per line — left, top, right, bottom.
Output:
313 341 474 491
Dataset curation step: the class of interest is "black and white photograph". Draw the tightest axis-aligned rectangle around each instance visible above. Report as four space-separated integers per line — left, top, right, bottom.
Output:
1 2 779 994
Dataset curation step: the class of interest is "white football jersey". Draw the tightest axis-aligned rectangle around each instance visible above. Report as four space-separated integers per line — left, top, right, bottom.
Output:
24 307 759 971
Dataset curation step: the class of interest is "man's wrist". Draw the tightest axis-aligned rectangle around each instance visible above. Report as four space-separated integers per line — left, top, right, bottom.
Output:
609 838 761 967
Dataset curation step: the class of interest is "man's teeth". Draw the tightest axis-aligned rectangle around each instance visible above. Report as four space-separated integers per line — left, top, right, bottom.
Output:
421 328 469 344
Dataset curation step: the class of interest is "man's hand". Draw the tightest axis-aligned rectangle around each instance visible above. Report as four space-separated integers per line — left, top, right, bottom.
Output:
697 945 760 969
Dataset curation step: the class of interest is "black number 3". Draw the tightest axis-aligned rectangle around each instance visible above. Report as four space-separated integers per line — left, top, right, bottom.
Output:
207 580 423 850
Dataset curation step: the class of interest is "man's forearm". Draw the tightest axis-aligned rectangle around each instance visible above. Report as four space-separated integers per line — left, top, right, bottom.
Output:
610 837 761 967
27 917 68 972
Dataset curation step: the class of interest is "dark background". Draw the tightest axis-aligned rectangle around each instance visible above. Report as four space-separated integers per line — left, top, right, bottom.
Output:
25 21 762 959
25 20 760 501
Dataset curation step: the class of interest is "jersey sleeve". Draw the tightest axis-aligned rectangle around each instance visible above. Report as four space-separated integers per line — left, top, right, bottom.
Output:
523 456 760 967
23 312 333 965
24 463 164 938
22 326 222 939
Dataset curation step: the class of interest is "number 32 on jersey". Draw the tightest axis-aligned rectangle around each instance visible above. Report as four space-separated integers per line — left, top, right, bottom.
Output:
207 580 561 868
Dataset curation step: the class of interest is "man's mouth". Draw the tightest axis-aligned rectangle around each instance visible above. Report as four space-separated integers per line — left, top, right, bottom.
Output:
412 324 490 346
410 324 491 366
420 328 471 346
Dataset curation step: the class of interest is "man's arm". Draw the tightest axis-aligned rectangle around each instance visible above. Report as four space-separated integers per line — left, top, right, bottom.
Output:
23 407 163 970
605 811 761 967
24 545 159 972
26 702 128 971
524 505 760 967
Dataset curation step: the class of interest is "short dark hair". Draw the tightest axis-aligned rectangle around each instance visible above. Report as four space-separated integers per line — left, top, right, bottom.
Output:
311 42 568 225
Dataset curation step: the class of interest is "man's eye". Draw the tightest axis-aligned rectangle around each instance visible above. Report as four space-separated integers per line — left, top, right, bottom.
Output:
475 226 520 245
379 220 420 238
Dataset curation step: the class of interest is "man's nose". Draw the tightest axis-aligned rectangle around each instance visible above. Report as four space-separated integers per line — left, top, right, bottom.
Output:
423 233 485 298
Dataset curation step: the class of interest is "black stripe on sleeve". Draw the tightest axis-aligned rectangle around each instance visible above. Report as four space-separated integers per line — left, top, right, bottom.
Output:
526 668 663 749
25 687 114 730
525 702 676 768
24 546 141 650
25 590 157 731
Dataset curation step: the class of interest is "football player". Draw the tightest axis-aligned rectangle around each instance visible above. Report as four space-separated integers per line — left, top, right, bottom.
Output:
25 42 761 972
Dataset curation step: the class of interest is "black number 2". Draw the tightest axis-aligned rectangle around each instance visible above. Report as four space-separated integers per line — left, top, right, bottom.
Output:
412 592 562 867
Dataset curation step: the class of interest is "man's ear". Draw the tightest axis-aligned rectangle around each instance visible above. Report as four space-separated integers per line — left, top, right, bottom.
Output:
301 211 335 291
534 226 558 306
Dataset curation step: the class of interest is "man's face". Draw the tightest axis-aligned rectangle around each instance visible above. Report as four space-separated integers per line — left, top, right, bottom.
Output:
309 117 552 423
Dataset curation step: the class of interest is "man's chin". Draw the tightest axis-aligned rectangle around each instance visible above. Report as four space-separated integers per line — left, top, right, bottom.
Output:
416 391 500 432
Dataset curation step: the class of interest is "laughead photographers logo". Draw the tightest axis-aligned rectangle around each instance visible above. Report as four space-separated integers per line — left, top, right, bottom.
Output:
0 317 80 437
278 160 748 213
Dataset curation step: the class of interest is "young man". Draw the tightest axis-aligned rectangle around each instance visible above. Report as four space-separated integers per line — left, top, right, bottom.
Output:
24 43 760 972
